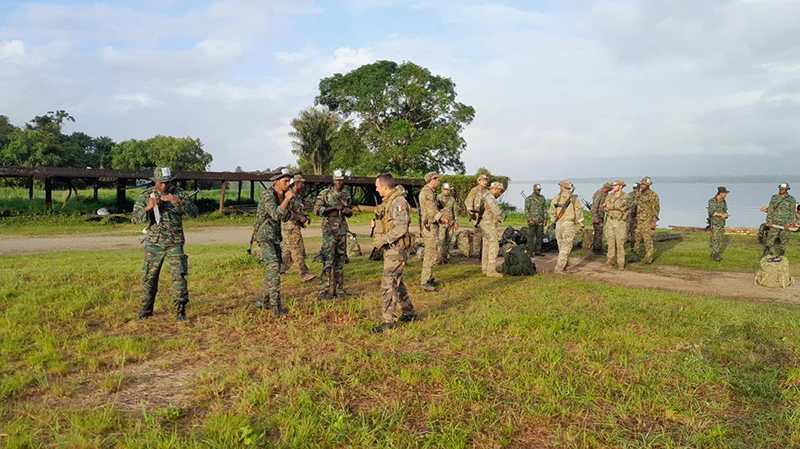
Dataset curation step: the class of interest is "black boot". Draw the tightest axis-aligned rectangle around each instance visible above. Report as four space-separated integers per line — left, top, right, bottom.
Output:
760 246 770 259
371 322 396 333
138 310 153 319
399 311 418 322
627 255 640 264
421 281 436 292
711 254 721 262
272 305 288 318
176 305 187 322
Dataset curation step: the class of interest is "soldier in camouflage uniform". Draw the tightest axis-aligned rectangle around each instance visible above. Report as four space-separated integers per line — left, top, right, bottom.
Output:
371 173 417 333
590 181 613 254
280 175 316 282
419 172 451 291
602 180 629 269
253 168 294 317
707 186 729 262
436 182 458 264
314 169 353 300
481 182 506 277
132 167 199 321
548 180 584 274
627 183 640 247
762 182 796 260
629 176 660 265
525 184 547 256
465 174 489 251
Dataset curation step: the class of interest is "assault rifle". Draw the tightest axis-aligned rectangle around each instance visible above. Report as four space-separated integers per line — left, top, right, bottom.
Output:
470 207 485 228
547 187 576 232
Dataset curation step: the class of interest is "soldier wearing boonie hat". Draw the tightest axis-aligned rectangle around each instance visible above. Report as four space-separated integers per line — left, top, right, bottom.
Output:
761 182 797 260
132 167 199 321
590 181 614 254
548 180 583 273
465 174 490 222
281 174 316 282
419 172 449 291
707 186 730 262
481 181 506 276
313 168 354 299
629 176 660 264
436 182 458 264
525 183 547 256
602 180 629 269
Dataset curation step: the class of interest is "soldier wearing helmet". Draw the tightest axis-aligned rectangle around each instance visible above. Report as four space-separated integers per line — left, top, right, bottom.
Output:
548 180 584 273
760 182 796 260
524 183 547 256
602 180 629 269
629 176 660 265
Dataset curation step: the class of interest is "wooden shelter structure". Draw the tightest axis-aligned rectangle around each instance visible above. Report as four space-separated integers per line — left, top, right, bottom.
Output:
0 166 424 212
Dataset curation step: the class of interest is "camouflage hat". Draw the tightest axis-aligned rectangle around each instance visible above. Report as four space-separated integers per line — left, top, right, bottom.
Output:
289 174 305 185
442 182 452 190
269 167 292 181
489 181 505 191
613 179 626 187
640 176 653 186
424 171 439 183
332 168 345 180
477 174 489 181
603 181 613 188
533 183 542 190
559 179 573 188
151 167 176 183
779 182 791 190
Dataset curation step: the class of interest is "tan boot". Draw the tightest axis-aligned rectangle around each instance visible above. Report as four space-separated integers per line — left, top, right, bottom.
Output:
605 258 614 267
487 271 503 278
300 273 317 282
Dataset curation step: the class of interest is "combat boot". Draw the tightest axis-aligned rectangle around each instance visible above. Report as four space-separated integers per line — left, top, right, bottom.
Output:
711 254 722 262
487 271 503 278
371 322 396 333
300 272 317 282
317 292 331 301
760 246 771 259
627 255 640 264
399 311 418 322
138 310 153 319
420 281 436 292
644 258 653 265
176 305 187 322
605 258 614 267
334 288 351 297
272 305 288 318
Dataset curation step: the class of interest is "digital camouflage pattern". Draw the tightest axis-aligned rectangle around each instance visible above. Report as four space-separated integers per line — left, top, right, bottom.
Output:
632 189 660 263
419 185 442 285
548 191 583 272
132 185 198 314
627 190 639 245
254 186 291 307
479 191 505 275
437 192 457 264
764 192 797 256
374 187 415 324
525 192 547 254
707 196 728 258
590 187 609 252
281 196 311 277
602 191 629 268
314 187 352 296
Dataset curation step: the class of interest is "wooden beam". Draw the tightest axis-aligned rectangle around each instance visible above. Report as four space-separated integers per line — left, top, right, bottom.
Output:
219 180 227 213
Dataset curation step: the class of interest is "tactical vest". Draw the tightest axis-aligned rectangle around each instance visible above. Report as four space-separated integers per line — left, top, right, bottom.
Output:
378 188 412 248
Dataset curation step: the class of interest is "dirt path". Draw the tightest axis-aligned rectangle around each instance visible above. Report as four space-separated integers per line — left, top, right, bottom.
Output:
2 227 797 307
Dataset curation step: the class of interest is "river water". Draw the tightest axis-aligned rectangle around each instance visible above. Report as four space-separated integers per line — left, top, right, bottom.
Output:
503 181 798 228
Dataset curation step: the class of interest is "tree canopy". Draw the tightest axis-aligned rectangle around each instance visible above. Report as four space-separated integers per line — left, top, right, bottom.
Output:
112 135 212 172
289 107 342 175
315 60 475 176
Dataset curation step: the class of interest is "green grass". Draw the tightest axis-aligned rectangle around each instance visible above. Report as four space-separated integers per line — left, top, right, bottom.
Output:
2 243 800 447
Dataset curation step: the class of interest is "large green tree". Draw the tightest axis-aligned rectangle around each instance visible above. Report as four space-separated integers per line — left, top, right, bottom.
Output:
111 135 212 172
289 107 342 175
0 111 80 167
316 60 475 176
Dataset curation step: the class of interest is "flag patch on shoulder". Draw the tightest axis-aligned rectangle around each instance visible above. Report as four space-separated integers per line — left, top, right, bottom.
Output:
398 205 404 211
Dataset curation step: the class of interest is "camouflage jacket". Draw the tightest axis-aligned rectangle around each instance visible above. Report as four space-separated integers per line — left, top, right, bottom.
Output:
627 191 639 221
525 193 547 223
132 186 198 246
707 196 728 227
314 187 352 236
282 196 307 231
255 186 290 243
437 193 457 222
419 185 442 227
465 185 486 215
590 188 609 221
636 189 660 224
481 191 505 226
548 192 583 226
602 192 629 221
766 193 797 226
376 187 411 247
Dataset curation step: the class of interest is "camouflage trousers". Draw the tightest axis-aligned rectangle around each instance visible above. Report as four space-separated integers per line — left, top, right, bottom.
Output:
709 224 725 257
319 232 347 295
526 222 544 255
604 219 627 267
480 222 500 274
633 219 655 262
281 224 310 276
421 224 440 285
259 241 283 307
765 227 789 256
627 218 637 246
437 224 455 264
592 220 604 251
141 244 188 314
554 221 577 272
381 246 415 324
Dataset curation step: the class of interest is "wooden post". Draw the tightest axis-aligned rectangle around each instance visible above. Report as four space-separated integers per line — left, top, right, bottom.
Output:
116 178 126 212
219 180 227 213
250 181 255 202
44 177 52 211
93 181 99 202
237 180 242 202
28 177 34 199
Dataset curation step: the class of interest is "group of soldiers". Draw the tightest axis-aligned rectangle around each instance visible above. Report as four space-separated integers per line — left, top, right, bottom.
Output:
130 166 797 333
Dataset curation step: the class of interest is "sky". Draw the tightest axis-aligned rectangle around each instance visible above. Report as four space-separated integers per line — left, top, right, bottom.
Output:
1 0 799 180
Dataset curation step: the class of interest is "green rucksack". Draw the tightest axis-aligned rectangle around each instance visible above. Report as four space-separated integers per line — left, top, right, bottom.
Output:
500 244 536 276
755 256 794 288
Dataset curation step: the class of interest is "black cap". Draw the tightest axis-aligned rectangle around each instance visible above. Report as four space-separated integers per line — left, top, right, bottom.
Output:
717 186 730 194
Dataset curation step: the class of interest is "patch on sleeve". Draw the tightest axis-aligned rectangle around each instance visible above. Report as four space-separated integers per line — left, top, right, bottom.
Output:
397 205 405 212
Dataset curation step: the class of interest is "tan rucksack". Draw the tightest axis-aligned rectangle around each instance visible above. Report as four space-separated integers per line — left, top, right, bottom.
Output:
754 256 794 288
455 229 482 258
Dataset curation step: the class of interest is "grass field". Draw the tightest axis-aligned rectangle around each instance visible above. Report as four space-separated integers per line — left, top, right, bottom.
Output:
2 235 800 448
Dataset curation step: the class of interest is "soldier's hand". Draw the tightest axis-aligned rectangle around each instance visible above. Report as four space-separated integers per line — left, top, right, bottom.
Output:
441 217 449 225
370 219 376 229
284 190 295 201
785 223 791 231
760 206 768 213
528 220 535 227
454 223 459 231
146 195 158 211
767 221 773 228
342 207 352 216
592 219 600 225
650 222 657 230
162 194 181 205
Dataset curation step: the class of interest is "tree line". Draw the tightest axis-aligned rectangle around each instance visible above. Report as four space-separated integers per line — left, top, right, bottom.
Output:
0 111 212 172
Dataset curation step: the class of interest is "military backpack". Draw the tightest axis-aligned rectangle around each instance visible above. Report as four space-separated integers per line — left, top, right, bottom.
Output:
754 256 794 288
500 244 536 276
